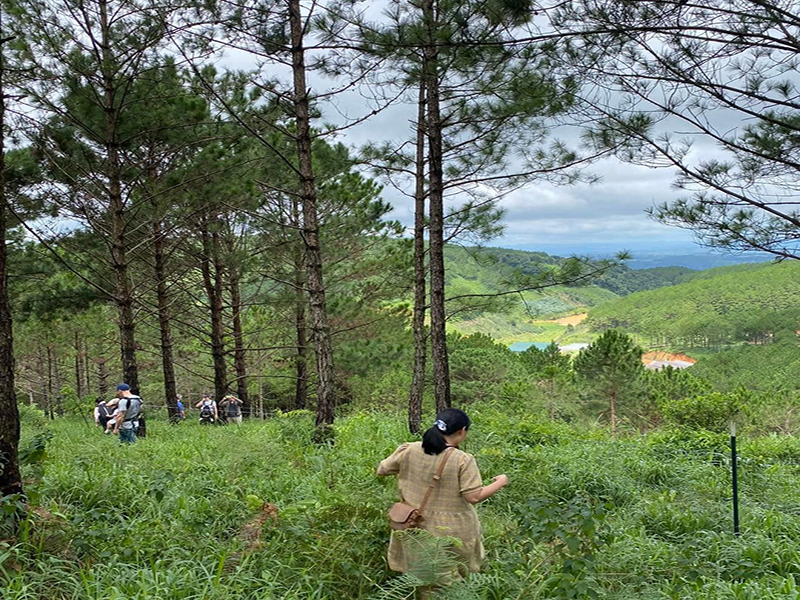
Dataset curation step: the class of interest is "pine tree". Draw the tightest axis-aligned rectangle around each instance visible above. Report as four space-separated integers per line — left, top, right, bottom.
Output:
574 330 645 434
0 27 22 501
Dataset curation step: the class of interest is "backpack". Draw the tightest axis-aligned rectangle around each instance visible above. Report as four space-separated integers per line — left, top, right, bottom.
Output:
122 396 142 422
97 404 110 419
200 401 214 419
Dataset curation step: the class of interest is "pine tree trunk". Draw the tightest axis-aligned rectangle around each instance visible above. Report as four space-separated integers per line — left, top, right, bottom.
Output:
292 209 308 411
100 0 139 394
200 218 228 403
258 364 265 419
289 0 336 427
153 219 180 421
83 339 91 396
228 265 250 417
423 0 451 413
46 343 56 418
610 388 617 435
409 80 427 434
53 345 64 416
74 331 83 401
0 47 23 497
97 358 109 397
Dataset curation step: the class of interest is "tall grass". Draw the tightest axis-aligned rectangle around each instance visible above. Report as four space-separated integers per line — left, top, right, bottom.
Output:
4 406 800 599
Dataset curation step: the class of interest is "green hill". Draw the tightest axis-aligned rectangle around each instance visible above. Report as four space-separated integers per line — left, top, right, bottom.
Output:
443 246 692 343
593 265 693 295
690 339 800 392
677 262 770 283
578 261 800 343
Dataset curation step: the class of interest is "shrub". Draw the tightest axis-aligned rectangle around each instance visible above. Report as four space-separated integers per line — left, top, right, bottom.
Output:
661 390 751 432
17 403 47 427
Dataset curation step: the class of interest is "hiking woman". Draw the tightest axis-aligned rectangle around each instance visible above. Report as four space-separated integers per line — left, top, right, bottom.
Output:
377 408 509 576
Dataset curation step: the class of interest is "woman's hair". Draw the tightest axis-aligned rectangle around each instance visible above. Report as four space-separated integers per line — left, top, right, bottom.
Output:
422 408 471 455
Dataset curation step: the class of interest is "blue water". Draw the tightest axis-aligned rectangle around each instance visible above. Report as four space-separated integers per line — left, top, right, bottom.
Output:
509 341 549 352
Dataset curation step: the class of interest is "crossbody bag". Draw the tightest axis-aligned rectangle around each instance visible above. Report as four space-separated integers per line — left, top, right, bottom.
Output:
388 447 455 531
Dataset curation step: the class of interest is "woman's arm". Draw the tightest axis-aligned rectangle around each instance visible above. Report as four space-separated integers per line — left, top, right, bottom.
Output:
377 443 409 476
464 475 509 505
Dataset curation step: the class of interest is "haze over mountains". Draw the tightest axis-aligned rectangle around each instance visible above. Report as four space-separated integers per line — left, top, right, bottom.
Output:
492 241 775 270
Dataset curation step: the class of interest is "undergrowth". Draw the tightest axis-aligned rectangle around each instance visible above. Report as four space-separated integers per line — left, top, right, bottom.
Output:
3 405 800 599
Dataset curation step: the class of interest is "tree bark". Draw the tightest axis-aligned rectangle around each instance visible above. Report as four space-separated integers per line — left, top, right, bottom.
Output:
74 331 84 401
289 0 336 427
228 264 250 417
97 358 109 397
46 343 56 418
199 218 228 403
423 0 451 413
409 79 427 434
0 39 23 498
292 200 308 411
100 0 139 394
83 338 91 396
153 219 180 421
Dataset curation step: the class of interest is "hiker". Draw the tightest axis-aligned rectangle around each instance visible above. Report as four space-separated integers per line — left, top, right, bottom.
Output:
196 395 217 425
104 399 119 434
220 394 243 425
176 395 186 420
94 398 111 430
114 383 143 444
378 408 509 579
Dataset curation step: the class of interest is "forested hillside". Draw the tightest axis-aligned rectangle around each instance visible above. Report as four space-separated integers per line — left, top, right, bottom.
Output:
442 247 703 342
579 262 800 345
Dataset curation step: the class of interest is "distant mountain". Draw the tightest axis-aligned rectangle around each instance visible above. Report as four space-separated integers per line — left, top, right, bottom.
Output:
445 246 692 298
625 252 773 270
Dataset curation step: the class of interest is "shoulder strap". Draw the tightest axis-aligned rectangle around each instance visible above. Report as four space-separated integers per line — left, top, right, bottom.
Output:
418 447 455 517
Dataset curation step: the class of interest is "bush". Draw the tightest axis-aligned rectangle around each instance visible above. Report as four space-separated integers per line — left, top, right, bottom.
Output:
646 426 731 456
17 403 47 427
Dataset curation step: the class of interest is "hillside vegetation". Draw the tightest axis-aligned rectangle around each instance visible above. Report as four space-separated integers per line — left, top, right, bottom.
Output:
8 399 800 599
443 247 699 343
691 340 800 393
579 262 800 342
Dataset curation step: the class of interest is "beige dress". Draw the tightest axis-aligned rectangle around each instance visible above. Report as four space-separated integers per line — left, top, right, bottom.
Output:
378 442 485 574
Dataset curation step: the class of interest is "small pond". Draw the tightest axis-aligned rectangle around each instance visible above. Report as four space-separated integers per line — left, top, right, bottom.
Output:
508 341 550 352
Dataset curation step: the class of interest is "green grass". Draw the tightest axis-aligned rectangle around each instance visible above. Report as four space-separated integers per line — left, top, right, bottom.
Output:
450 316 569 346
5 407 800 599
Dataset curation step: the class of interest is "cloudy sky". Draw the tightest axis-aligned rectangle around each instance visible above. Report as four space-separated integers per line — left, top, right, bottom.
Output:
319 82 704 258
221 12 732 261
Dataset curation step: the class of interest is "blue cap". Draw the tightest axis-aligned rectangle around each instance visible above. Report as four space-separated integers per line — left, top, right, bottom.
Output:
116 383 131 391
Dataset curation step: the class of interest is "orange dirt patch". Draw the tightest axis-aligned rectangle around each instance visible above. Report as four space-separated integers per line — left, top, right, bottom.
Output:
547 313 588 326
642 351 697 365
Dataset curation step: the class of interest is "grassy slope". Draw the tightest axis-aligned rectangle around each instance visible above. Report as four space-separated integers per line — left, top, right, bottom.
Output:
444 247 619 343
8 411 800 599
441 247 742 345
572 261 800 339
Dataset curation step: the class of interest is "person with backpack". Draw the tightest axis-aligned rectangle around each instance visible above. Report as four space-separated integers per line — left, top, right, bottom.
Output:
220 395 243 425
94 398 111 430
113 383 143 444
377 408 509 579
195 395 217 425
104 399 119 434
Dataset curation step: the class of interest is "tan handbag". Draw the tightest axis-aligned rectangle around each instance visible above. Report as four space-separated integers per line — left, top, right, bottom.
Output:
388 447 455 531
